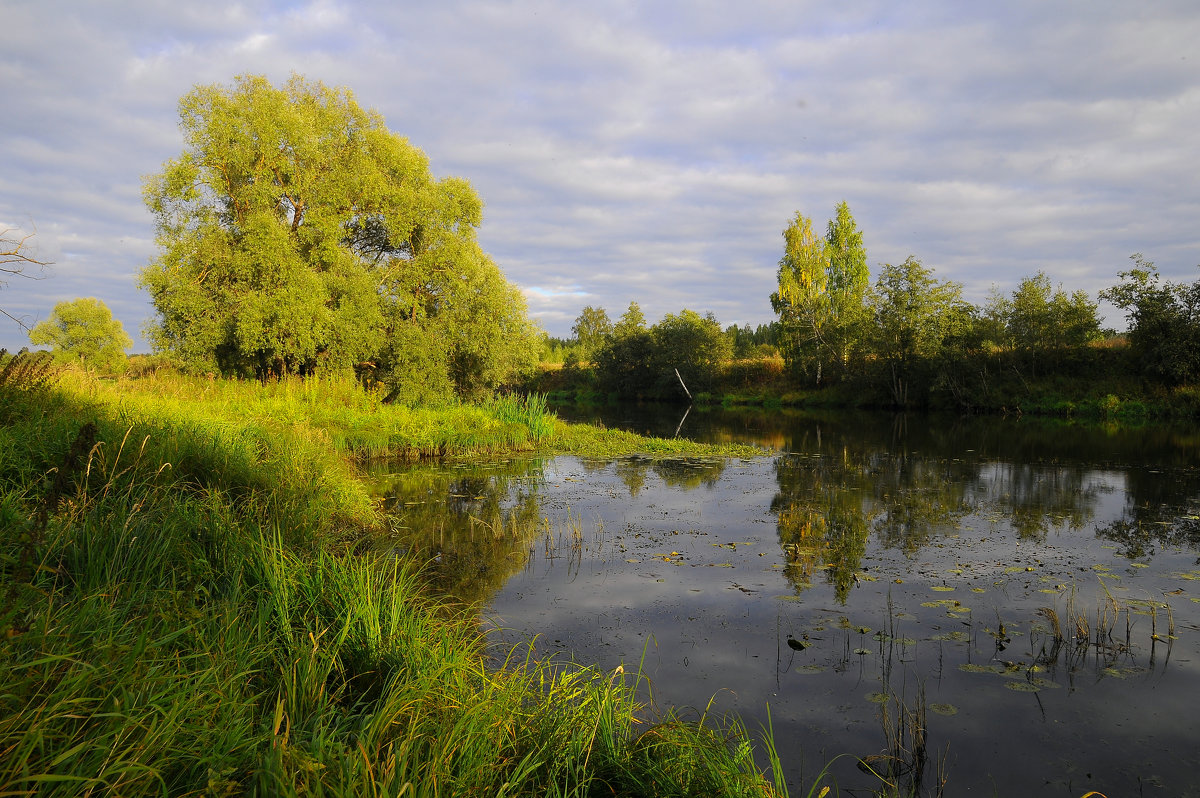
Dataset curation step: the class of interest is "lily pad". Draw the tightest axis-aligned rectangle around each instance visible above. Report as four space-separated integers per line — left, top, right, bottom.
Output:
931 586 956 592
932 631 969 642
929 703 958 716
959 663 1005 674
1005 681 1042 692
866 692 889 704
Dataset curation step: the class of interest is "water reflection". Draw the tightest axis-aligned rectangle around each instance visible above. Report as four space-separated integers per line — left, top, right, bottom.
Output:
768 418 1125 603
374 408 1200 796
369 459 550 604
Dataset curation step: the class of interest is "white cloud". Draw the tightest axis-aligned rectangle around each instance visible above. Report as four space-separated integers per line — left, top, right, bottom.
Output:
2 0 1198 347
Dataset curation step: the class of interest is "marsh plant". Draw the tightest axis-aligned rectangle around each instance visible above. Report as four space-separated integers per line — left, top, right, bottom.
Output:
0 373 783 796
1031 584 1176 681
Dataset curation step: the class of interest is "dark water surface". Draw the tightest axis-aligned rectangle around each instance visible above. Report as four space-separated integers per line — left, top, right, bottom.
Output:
371 406 1200 797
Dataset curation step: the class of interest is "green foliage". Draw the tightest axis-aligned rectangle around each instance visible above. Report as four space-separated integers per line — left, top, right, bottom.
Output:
0 371 778 797
28 297 132 373
0 348 57 400
772 211 829 383
867 257 971 407
981 272 1102 380
594 308 732 400
725 322 780 359
595 327 656 398
651 310 732 396
822 200 870 373
614 300 647 338
1101 254 1200 385
141 73 537 398
772 203 869 385
571 305 614 362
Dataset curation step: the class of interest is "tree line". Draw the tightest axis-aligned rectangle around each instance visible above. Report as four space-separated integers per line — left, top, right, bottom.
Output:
552 202 1200 409
15 73 1198 411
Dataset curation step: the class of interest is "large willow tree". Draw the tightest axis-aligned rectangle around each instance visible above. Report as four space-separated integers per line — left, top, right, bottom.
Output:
141 73 538 400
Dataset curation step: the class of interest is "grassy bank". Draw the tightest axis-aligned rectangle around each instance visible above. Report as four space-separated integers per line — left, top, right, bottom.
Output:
0 363 784 796
536 347 1200 422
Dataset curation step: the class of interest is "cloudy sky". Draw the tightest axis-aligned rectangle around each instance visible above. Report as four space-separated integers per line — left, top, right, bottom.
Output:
2 0 1198 350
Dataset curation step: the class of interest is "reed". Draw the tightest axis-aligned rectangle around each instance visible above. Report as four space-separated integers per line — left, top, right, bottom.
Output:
1032 583 1174 677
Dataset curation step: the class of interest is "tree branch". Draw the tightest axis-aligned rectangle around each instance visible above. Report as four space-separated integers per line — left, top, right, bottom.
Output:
1 226 53 331
1 226 52 278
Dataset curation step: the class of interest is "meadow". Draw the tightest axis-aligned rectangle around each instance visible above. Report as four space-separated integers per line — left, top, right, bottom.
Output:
0 357 782 797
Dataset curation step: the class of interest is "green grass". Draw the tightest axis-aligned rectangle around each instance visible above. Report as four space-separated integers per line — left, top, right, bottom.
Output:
545 418 768 459
0 367 782 797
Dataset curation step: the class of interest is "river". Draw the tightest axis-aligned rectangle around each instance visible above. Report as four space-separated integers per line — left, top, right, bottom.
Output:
371 404 1200 797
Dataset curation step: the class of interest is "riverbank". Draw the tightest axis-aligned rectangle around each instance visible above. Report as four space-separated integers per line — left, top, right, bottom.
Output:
534 346 1200 422
0 364 782 796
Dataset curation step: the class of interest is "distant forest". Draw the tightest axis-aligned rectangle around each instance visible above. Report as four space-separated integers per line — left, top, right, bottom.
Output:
539 203 1200 416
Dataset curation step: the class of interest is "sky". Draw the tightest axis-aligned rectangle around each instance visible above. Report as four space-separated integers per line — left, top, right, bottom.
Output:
2 0 1199 351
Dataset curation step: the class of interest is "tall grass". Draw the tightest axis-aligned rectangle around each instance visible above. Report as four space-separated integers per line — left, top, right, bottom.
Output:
1 372 782 796
101 372 555 457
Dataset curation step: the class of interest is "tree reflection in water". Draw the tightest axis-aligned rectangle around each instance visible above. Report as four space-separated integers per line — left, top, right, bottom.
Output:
369 458 549 605
767 412 1195 602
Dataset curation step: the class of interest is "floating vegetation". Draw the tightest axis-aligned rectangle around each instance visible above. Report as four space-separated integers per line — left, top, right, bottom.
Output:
1005 677 1059 692
867 692 890 704
929 703 958 716
959 663 1007 674
931 585 956 592
1005 681 1042 692
932 631 969 642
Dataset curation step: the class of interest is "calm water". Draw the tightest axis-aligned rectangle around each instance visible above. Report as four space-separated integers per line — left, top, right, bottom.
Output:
371 406 1200 797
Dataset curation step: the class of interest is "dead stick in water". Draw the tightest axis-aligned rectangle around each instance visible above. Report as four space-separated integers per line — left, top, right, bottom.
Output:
674 368 692 399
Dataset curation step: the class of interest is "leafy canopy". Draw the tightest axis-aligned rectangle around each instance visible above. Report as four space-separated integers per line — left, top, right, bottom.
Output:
1101 254 1200 385
141 73 538 398
867 257 970 406
29 297 132 373
571 306 613 362
772 202 869 384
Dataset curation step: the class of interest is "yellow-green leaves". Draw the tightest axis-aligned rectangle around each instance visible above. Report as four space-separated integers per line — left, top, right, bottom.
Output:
141 73 538 397
28 297 133 374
